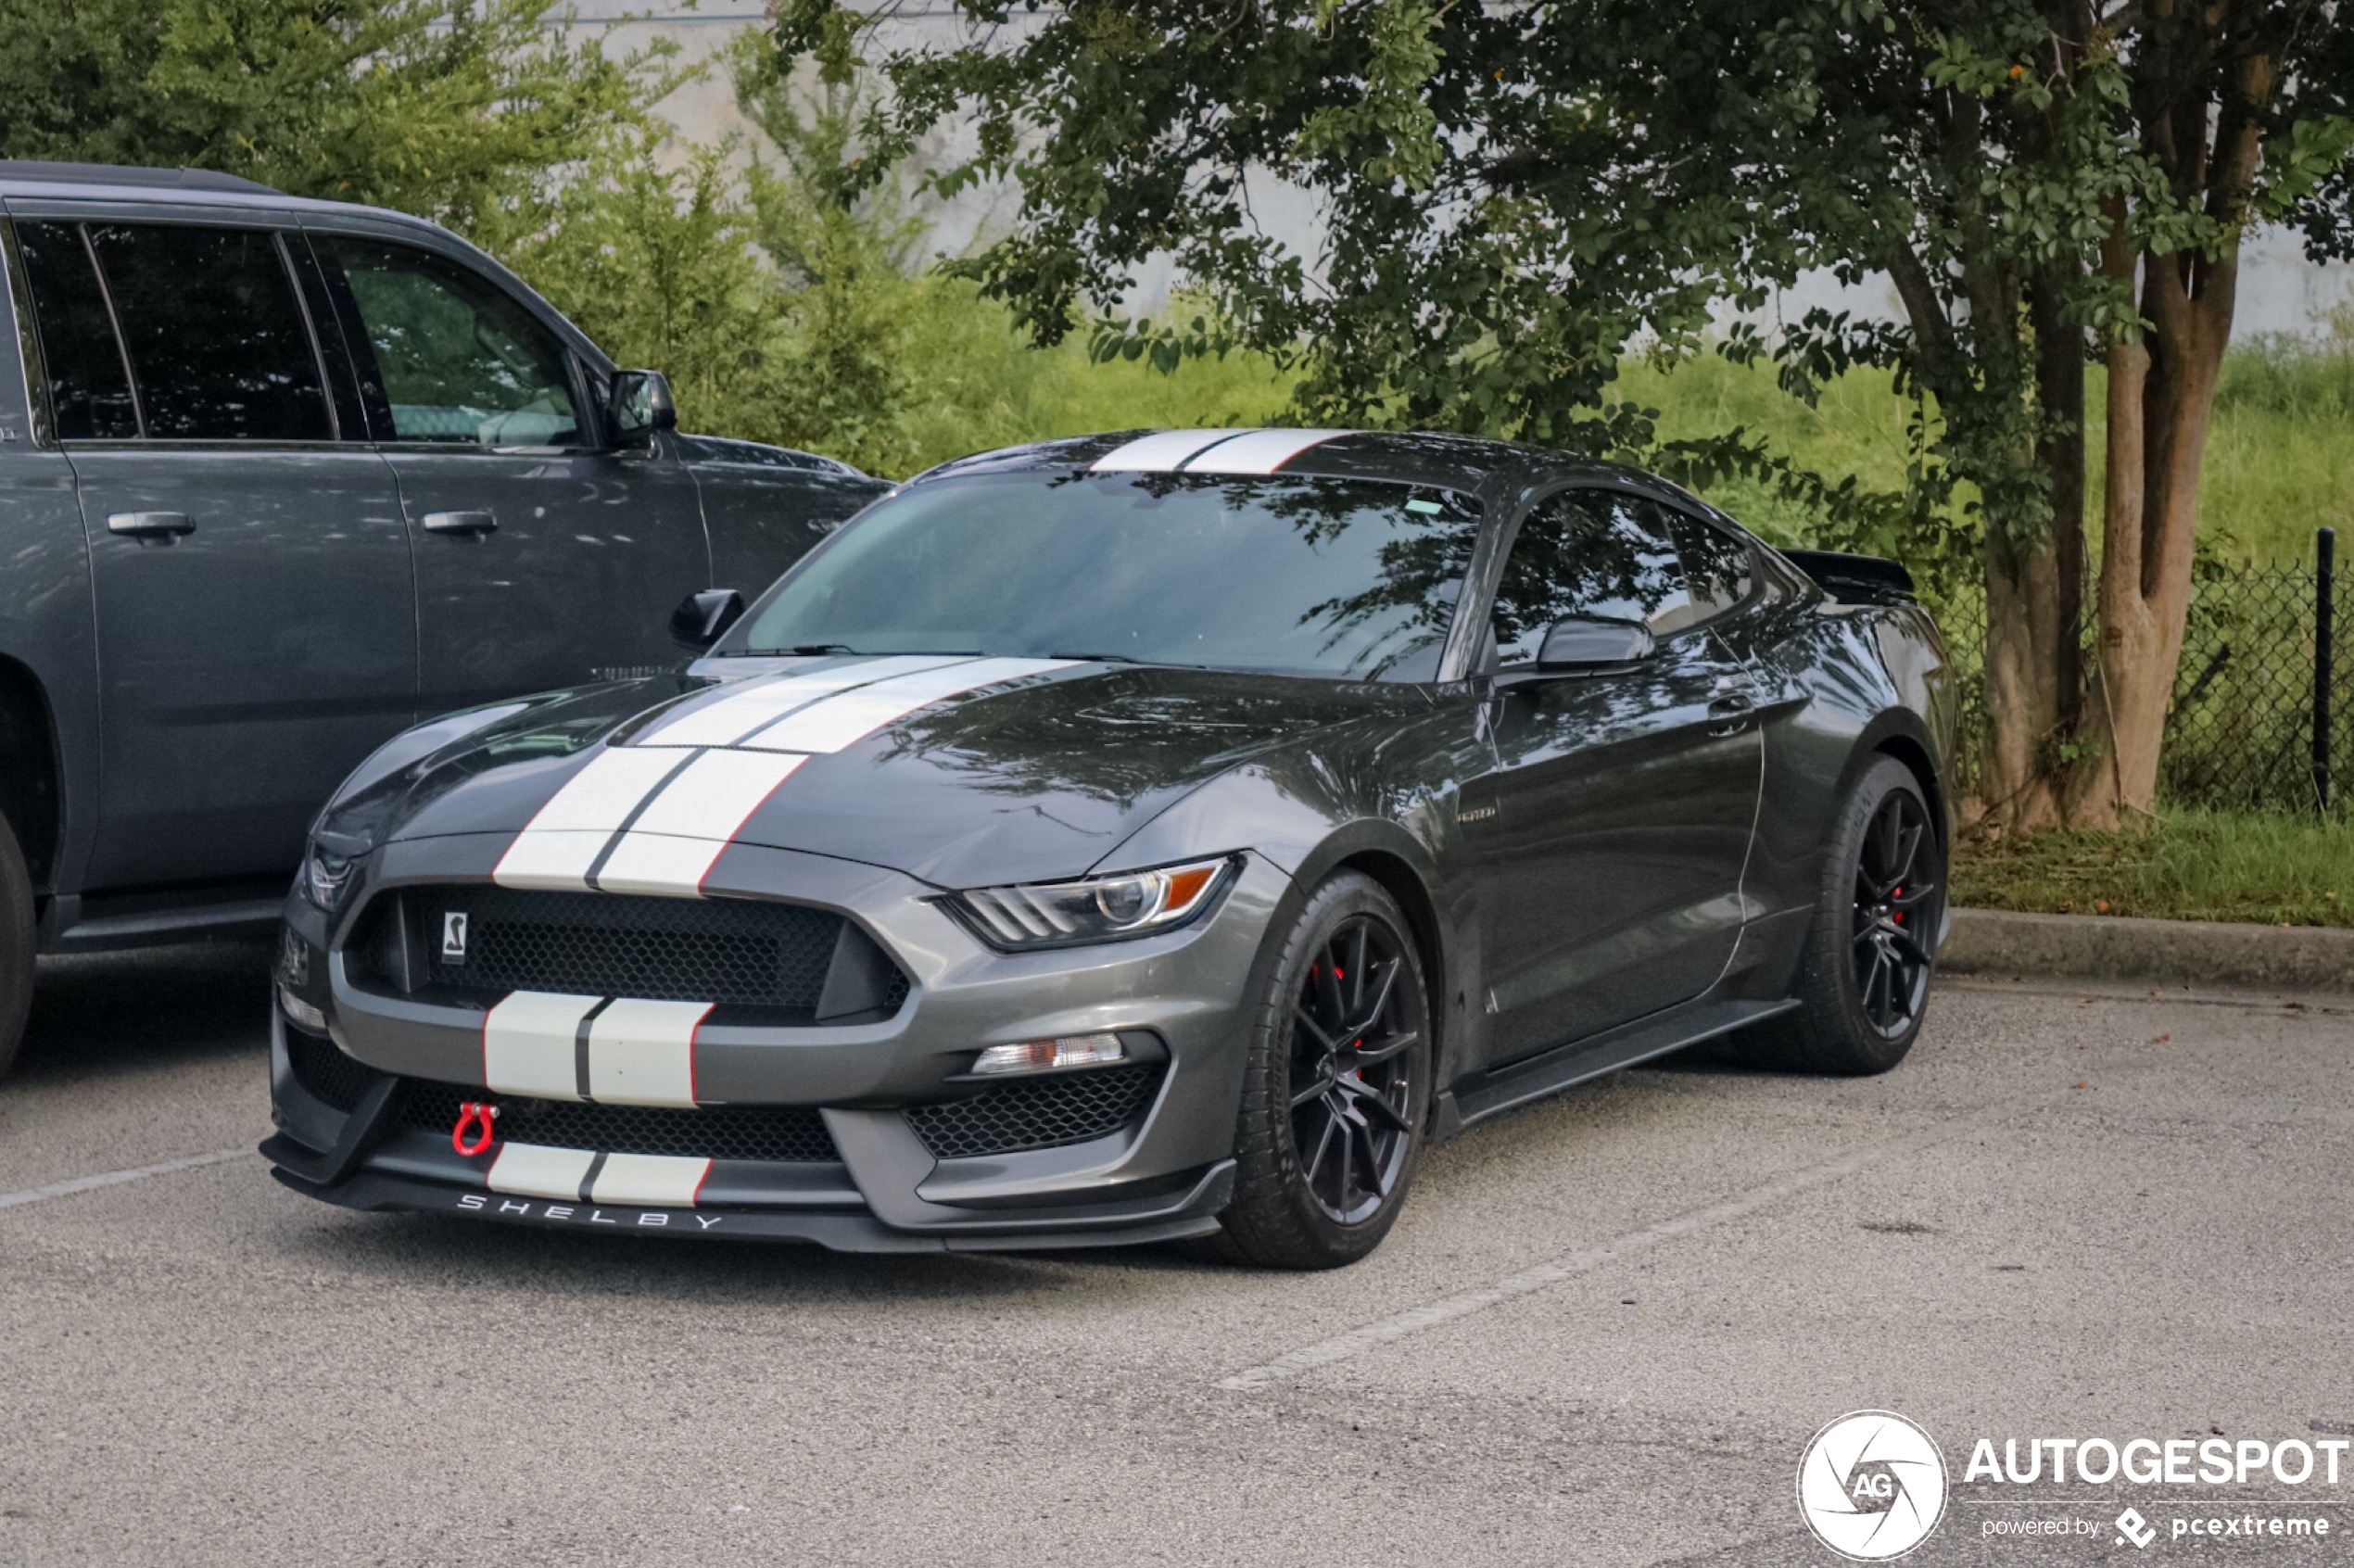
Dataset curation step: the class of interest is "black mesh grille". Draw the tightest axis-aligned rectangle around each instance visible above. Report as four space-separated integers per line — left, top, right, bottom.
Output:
395 1078 841 1164
904 1064 1163 1159
354 886 908 1018
284 1026 376 1114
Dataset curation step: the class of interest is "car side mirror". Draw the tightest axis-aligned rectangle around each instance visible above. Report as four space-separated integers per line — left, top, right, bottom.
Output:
1536 614 1653 670
612 369 677 443
670 588 744 651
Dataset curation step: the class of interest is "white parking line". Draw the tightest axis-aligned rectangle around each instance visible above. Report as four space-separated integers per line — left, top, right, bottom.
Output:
1215 1122 1973 1390
0 1146 247 1211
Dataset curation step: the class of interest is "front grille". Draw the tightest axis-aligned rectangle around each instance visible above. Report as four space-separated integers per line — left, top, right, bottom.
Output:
396 1078 841 1164
284 1026 376 1113
905 1064 1163 1159
350 886 909 1020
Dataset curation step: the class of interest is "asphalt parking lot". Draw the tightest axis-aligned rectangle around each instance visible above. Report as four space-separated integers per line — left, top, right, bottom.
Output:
2 943 2349 1567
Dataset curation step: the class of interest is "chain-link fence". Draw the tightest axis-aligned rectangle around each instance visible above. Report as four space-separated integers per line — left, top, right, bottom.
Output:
1924 533 2344 816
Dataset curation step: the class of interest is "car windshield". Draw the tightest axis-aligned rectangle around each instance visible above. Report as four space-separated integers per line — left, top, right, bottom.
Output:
728 470 1483 680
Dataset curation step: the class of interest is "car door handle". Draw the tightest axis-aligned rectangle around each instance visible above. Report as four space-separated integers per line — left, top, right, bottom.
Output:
422 510 497 536
1707 691 1755 735
107 511 195 538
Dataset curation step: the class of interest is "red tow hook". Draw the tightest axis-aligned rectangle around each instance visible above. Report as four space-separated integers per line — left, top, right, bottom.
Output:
452 1101 500 1157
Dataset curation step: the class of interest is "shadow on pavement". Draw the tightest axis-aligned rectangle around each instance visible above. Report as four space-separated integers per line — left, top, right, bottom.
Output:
15 938 276 1087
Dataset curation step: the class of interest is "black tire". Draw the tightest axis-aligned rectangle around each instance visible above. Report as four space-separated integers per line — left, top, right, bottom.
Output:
0 814 33 1081
1215 871 1433 1270
1737 754 1942 1076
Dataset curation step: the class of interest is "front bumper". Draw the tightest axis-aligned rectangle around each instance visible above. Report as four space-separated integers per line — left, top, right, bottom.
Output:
263 841 1281 1250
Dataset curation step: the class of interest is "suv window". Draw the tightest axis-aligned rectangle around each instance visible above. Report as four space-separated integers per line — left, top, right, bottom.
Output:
17 221 139 440
1493 489 1694 667
328 238 584 448
17 221 333 442
90 224 333 441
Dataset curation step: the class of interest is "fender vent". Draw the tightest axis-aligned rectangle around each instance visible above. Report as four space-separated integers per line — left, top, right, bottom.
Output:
904 1064 1163 1160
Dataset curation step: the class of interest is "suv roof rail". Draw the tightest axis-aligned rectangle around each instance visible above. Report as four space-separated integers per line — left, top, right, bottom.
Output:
0 159 283 196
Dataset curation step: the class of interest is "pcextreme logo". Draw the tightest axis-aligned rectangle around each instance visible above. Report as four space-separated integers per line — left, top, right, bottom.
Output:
1798 1410 1950 1561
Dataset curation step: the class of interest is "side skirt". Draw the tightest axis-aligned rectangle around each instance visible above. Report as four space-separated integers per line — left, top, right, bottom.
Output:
1430 996 1801 1140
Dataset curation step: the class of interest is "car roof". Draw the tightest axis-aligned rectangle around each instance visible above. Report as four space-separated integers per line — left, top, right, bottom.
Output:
908 428 1645 504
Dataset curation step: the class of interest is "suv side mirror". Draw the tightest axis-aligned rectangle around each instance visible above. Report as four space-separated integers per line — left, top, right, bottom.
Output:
612 369 677 443
1536 614 1653 670
670 588 744 651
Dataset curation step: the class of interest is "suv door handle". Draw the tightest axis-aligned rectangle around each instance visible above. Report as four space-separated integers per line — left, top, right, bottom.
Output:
107 511 195 538
422 510 497 536
1706 690 1755 736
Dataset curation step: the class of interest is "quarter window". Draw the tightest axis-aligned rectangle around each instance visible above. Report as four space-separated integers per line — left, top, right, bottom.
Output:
328 239 583 448
17 222 140 440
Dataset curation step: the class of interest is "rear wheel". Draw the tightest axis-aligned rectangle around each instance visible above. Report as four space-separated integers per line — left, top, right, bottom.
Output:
0 814 34 1080
1216 872 1432 1269
1737 755 1941 1076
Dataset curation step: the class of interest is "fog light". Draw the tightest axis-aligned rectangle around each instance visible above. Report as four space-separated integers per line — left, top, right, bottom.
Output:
970 1033 1126 1075
278 983 327 1036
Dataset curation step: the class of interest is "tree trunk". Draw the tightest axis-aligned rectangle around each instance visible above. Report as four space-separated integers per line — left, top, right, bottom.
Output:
1980 529 2068 834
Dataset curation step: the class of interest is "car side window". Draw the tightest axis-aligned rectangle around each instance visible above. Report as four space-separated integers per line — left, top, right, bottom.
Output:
1659 504 1756 623
327 238 584 449
14 221 138 440
1492 489 1694 668
18 221 334 442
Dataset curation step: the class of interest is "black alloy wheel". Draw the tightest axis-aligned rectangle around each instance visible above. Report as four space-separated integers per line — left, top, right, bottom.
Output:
1287 914 1420 1224
1215 871 1433 1268
1734 754 1943 1077
1851 786 1937 1039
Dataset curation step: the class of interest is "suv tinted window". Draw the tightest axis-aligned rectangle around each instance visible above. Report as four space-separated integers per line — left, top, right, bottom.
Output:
82 224 333 442
15 221 138 440
329 239 583 448
1493 490 1693 667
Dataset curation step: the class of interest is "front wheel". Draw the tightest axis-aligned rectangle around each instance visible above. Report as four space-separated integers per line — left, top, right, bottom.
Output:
1737 754 1942 1076
1215 872 1432 1269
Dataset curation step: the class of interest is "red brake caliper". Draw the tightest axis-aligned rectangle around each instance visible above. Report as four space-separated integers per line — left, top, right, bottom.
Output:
452 1101 500 1157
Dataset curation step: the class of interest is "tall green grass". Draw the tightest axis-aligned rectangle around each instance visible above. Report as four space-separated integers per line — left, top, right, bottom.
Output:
1949 808 2354 927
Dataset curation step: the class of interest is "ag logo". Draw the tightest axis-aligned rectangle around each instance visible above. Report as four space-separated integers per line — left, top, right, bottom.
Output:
442 911 469 961
1797 1410 1947 1561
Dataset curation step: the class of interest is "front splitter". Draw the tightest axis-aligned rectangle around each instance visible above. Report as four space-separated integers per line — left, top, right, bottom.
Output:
268 1159 1233 1253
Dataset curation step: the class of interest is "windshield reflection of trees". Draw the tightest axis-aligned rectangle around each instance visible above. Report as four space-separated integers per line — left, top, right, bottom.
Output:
1108 473 1479 679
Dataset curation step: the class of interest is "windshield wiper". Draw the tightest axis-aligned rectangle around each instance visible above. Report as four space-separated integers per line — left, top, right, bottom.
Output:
1049 651 1143 664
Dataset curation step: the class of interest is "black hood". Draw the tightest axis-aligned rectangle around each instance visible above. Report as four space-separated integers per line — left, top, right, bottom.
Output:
366 657 1430 887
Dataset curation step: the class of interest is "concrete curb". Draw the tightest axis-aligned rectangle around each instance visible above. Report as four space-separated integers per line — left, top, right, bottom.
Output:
1941 907 2354 994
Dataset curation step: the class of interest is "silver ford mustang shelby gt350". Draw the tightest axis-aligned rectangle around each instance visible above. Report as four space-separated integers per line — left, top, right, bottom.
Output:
263 427 1954 1268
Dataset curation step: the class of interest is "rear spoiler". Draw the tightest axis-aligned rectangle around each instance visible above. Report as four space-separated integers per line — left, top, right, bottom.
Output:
1778 549 1917 605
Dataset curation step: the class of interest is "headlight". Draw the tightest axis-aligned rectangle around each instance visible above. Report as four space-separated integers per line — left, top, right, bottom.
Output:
944 855 1238 951
297 843 356 912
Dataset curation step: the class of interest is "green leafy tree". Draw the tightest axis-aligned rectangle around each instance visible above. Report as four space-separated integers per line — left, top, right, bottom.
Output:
0 0 654 233
874 0 2354 828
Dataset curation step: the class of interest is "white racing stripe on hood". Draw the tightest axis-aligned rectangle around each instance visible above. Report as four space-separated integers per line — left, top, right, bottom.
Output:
1089 428 1259 472
482 991 601 1100
493 748 693 891
739 657 1075 754
493 660 1070 898
1179 428 1350 474
638 654 973 749
591 751 807 898
585 998 711 1106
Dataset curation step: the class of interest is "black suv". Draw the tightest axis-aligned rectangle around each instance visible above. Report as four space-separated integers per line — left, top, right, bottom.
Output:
0 161 888 1073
